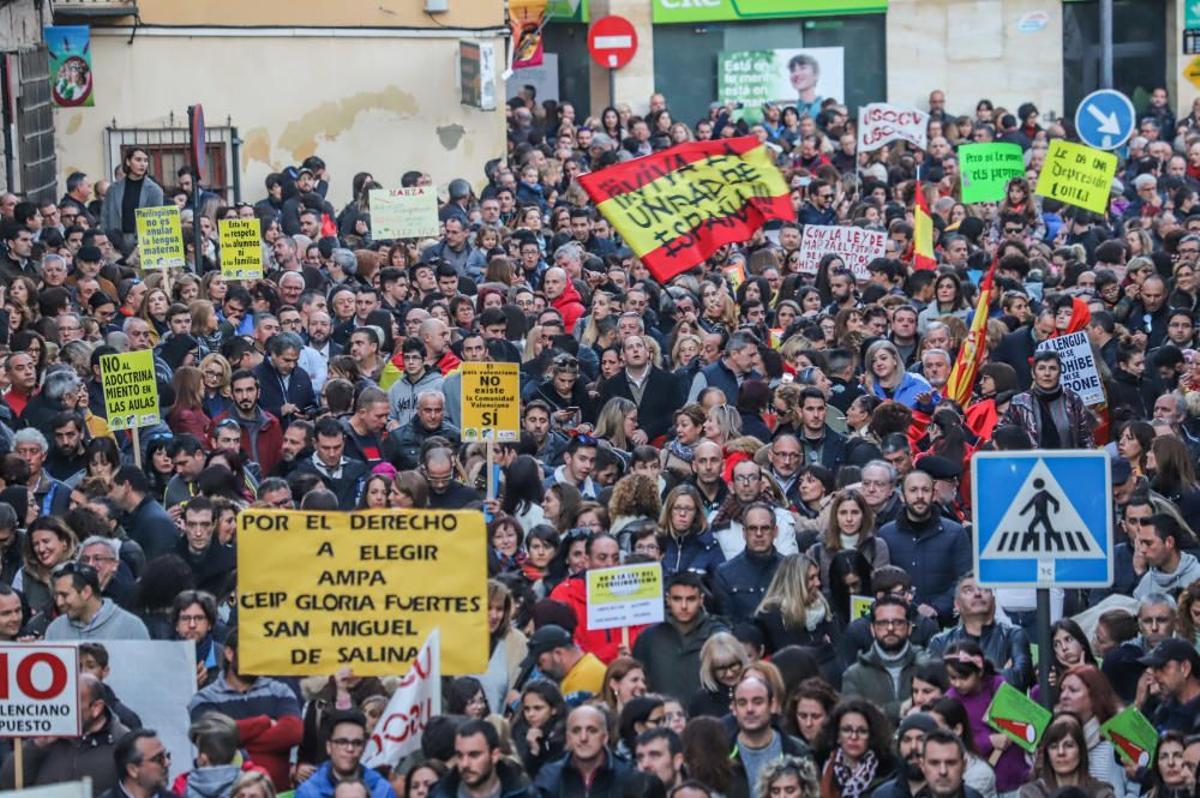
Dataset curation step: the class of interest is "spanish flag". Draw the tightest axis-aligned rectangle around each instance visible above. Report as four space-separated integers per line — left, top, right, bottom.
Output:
945 256 997 405
578 137 791 284
913 180 937 271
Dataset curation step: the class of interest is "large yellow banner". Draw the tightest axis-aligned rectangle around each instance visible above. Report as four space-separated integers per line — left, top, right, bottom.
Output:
237 509 488 676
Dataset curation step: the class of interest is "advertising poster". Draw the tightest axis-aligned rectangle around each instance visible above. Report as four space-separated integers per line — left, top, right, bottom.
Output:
718 47 844 123
45 26 93 107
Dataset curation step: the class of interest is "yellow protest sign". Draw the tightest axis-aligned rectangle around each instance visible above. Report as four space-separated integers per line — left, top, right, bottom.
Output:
586 563 664 630
1186 56 1200 90
1034 139 1116 215
460 362 520 442
369 187 440 240
99 350 160 431
134 206 185 268
851 594 874 621
236 508 488 676
218 219 264 280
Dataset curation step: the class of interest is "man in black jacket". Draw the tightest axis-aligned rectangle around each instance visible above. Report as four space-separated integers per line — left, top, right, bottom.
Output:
712 504 782 623
254 332 317 429
795 387 846 470
927 574 1033 690
532 705 632 798
292 418 368 510
598 334 683 443
108 465 179 560
433 720 530 798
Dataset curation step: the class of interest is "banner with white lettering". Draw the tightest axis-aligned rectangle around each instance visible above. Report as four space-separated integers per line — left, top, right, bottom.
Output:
362 630 441 769
858 103 929 152
798 224 886 279
1036 331 1105 407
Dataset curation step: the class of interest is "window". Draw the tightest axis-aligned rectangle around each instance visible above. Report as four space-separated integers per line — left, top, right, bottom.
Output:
105 121 239 200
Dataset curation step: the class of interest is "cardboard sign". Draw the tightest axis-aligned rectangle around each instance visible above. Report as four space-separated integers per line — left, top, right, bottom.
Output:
218 218 264 280
586 563 665 630
798 224 886 279
984 681 1052 753
959 143 1026 204
1035 139 1117 215
104 640 196 780
858 103 929 152
0 645 80 737
1100 705 1158 768
135 206 186 269
370 187 440 240
362 630 441 769
1036 331 1105 406
236 509 487 676
99 350 161 432
460 362 520 442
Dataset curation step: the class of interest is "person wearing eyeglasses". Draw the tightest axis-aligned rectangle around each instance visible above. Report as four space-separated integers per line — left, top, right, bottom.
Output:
295 710 394 798
840 596 924 726
798 178 837 227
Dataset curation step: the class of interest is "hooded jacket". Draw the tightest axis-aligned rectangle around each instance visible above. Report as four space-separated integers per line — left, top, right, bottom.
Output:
43 598 150 641
173 763 252 798
1134 552 1200 599
213 408 284 476
387 367 444 427
841 644 926 724
551 280 586 334
296 762 395 798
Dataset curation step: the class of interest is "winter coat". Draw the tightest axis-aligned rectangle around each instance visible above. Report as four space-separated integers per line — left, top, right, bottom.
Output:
212 408 284 477
1002 389 1094 449
297 763 396 798
384 416 462 471
660 530 725 580
632 612 728 702
532 750 633 798
549 574 646 664
712 548 782 623
879 514 971 625
841 644 927 724
0 711 129 794
928 622 1034 691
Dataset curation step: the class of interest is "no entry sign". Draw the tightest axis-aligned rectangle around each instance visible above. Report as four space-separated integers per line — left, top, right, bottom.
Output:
588 15 638 70
0 645 80 737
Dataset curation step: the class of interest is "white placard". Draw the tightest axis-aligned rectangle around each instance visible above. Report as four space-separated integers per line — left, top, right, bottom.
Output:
0 645 79 738
1036 331 1105 407
798 224 886 280
363 630 441 769
858 103 930 152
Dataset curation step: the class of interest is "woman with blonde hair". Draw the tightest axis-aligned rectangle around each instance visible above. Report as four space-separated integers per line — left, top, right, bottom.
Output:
670 333 703 371
199 353 232 418
230 771 276 798
474 579 528 716
595 397 639 452
754 554 837 678
703 403 742 447
578 291 616 347
862 339 937 410
189 299 222 353
690 631 750 718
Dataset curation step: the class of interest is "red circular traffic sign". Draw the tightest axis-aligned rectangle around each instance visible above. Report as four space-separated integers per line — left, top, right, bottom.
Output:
588 15 638 70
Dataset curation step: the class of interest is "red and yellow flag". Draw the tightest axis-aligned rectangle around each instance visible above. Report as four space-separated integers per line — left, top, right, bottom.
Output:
913 180 937 271
945 257 997 406
578 136 791 284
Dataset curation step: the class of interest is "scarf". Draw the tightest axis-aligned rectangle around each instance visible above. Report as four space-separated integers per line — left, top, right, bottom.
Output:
832 747 879 798
1032 384 1069 448
1083 717 1102 752
804 596 828 631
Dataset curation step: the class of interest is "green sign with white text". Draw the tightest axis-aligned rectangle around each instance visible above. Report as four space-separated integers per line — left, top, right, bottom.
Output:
652 0 887 24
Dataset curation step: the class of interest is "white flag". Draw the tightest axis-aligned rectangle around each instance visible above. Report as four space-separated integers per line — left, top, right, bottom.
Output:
362 629 441 769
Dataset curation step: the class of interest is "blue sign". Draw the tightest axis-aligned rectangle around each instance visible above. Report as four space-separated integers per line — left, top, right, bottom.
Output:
1074 89 1136 151
972 451 1113 588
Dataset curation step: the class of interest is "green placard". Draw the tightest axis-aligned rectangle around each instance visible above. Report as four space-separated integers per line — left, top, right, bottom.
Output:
984 682 1052 754
959 143 1026 204
1100 706 1158 768
653 0 886 24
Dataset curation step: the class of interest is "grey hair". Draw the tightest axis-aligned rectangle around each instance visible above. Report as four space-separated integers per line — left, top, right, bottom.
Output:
78 536 120 559
13 427 48 454
861 459 897 484
267 332 304 357
1139 593 1178 613
553 242 583 264
416 390 444 408
331 248 357 274
41 369 82 404
725 330 759 356
922 348 952 367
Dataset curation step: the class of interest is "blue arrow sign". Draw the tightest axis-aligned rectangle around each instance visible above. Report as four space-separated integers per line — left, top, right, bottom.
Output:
1074 89 1136 151
972 450 1113 588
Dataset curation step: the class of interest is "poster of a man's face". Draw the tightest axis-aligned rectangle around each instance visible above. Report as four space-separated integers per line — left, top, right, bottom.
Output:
718 47 844 123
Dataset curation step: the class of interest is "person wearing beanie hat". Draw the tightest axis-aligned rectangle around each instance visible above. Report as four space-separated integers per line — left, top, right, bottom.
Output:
870 713 941 798
69 244 119 299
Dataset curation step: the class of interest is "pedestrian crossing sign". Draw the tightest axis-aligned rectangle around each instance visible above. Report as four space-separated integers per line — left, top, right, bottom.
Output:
972 450 1113 588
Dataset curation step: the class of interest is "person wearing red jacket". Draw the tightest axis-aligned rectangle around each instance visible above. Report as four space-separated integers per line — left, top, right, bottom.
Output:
188 629 303 791
171 711 272 798
548 532 646 664
212 370 284 477
544 266 585 334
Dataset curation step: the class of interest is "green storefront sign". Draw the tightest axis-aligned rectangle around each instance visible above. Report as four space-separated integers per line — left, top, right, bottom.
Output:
652 0 887 24
547 0 589 23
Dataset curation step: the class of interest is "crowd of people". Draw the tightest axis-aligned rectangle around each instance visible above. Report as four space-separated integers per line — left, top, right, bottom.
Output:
0 77 1199 798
